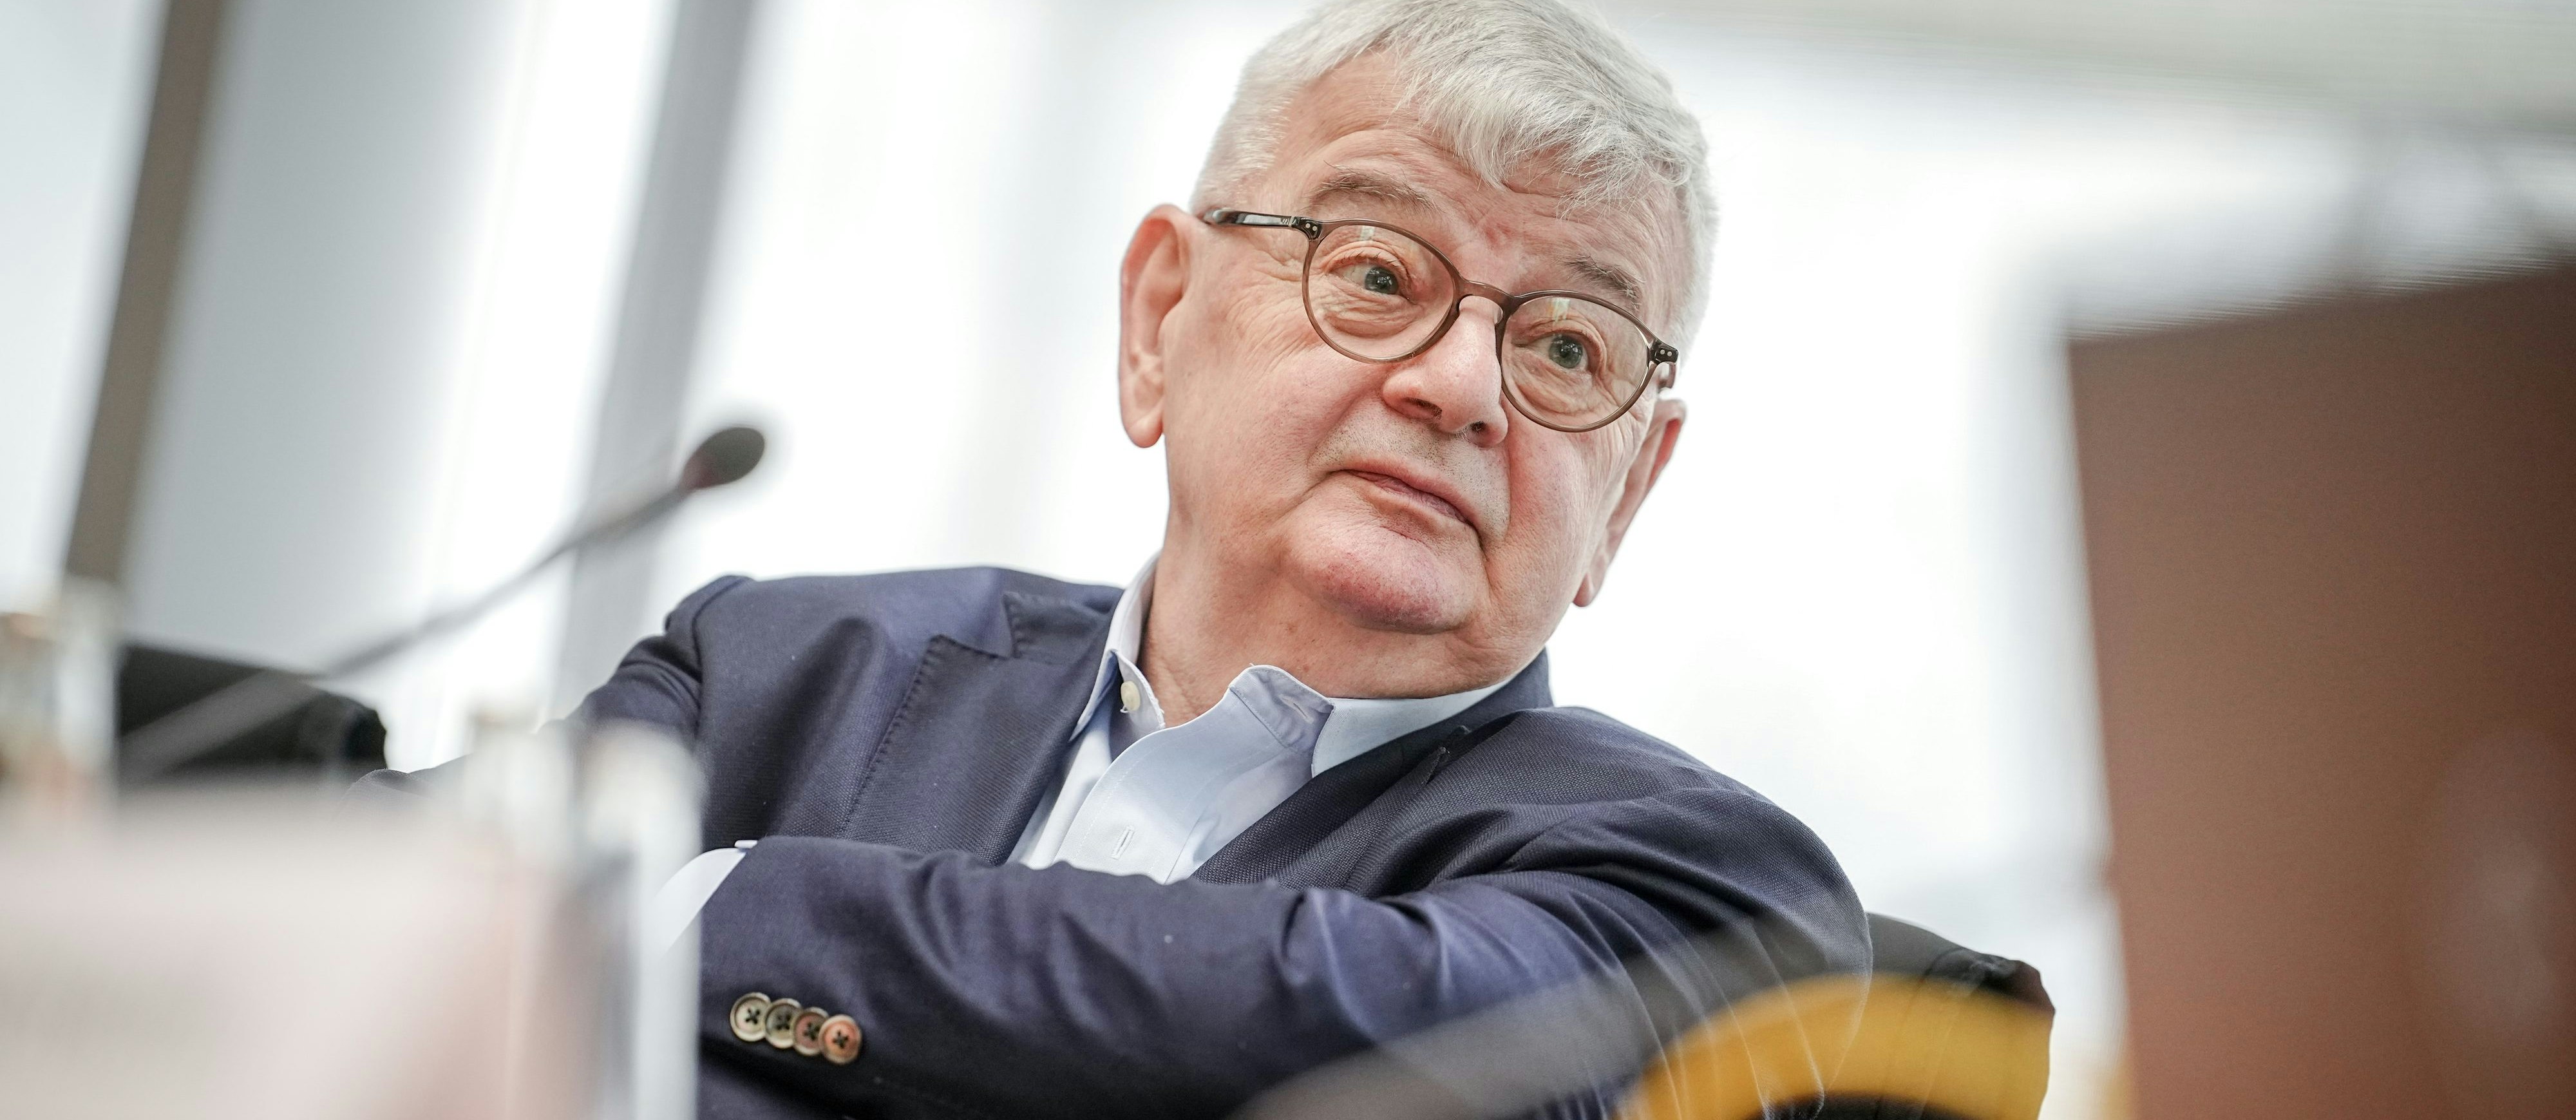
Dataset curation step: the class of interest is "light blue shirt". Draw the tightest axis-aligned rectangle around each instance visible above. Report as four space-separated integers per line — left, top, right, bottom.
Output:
1010 557 1504 881
646 557 1504 949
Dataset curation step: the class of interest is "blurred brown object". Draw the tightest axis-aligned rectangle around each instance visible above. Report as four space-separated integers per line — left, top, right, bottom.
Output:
2071 265 2576 1119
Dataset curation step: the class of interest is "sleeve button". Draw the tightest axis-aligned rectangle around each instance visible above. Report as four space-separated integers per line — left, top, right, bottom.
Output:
761 998 802 1048
728 993 772 1043
790 1006 829 1057
820 1014 863 1065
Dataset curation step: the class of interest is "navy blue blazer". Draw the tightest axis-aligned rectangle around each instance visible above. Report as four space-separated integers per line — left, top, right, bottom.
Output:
371 567 1868 1118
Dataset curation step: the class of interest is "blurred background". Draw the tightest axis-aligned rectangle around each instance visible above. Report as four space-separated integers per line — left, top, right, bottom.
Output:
7 1 2575 1117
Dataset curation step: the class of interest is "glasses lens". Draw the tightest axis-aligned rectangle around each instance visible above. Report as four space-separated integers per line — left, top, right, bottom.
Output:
1303 223 1457 360
1500 296 1659 430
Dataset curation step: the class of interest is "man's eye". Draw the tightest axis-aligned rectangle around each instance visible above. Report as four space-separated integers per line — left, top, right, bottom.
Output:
1546 334 1589 370
1362 265 1399 295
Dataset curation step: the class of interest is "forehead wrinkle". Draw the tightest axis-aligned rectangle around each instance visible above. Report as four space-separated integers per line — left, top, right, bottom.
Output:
1301 166 1440 216
1562 254 1642 310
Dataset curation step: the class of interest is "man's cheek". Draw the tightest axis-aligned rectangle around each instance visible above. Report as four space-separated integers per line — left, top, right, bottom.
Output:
1505 450 1595 553
1566 431 1636 511
1211 277 1305 354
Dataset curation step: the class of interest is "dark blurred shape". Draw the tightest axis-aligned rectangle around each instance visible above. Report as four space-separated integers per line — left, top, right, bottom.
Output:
1237 913 2050 1120
2072 265 2575 1119
116 644 383 782
681 424 764 492
1869 913 2054 1018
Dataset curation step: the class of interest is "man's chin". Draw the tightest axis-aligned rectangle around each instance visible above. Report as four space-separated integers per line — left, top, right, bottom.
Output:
1285 524 1480 634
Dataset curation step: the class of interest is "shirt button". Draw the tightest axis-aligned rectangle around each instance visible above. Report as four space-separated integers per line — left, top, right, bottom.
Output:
762 997 803 1049
728 993 771 1043
820 1014 864 1065
791 1005 829 1057
1119 680 1141 713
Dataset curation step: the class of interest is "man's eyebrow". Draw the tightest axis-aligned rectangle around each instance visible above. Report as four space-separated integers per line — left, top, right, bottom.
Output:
1565 254 1644 310
1303 170 1649 310
1302 169 1438 213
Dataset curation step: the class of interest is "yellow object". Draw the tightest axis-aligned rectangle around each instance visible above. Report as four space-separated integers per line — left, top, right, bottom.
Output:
1621 974 2051 1120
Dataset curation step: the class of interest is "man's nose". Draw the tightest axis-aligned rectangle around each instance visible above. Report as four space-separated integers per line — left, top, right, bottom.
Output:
1379 301 1510 446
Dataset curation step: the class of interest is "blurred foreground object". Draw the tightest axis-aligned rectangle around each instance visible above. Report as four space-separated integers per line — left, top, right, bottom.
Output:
1623 976 2049 1120
2072 265 2576 1118
1622 915 2052 1120
0 719 701 1120
0 580 119 819
1242 914 2049 1119
0 797 589 1119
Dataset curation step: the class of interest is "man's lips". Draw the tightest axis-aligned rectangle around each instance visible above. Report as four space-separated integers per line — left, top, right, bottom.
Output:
1347 469 1472 529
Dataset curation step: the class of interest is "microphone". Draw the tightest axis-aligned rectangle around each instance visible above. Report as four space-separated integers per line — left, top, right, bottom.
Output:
118 425 766 783
679 424 764 491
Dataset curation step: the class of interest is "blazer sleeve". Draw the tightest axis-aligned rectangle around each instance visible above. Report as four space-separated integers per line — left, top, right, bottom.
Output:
696 785 1864 1119
571 573 750 736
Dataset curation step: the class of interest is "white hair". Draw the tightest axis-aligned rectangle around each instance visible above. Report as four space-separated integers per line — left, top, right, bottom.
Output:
1193 0 1716 345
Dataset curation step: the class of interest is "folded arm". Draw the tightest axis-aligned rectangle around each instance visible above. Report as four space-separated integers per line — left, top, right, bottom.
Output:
699 790 1857 1119
566 578 1864 1115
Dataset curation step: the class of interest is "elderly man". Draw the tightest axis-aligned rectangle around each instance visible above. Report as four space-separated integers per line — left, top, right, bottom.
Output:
496 0 1861 1115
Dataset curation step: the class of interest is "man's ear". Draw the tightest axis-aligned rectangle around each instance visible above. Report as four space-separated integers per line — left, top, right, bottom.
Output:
1575 397 1686 607
1117 204 1195 448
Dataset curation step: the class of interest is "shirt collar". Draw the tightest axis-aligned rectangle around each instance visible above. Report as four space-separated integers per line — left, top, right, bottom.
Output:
1082 555 1510 777
1068 555 1159 739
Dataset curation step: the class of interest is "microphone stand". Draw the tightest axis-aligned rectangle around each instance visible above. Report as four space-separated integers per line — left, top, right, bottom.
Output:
117 426 764 784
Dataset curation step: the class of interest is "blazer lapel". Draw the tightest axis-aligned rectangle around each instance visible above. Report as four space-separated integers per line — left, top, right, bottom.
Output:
1192 652 1554 886
838 590 1108 863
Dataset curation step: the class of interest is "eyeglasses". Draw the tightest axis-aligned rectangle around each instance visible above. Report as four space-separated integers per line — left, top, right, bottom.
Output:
1202 208 1680 433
